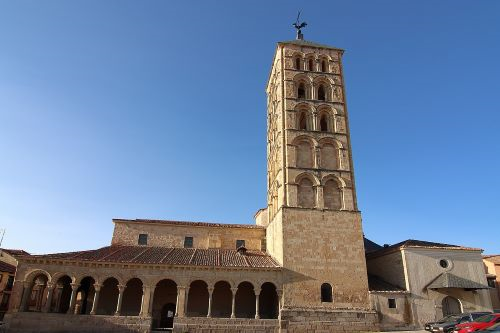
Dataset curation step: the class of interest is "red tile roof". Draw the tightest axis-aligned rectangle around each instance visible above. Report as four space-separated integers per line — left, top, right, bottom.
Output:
1 249 29 256
20 246 280 269
0 261 16 273
113 218 265 229
484 255 500 265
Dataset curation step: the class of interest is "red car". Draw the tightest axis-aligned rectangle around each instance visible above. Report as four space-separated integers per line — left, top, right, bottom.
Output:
453 313 500 333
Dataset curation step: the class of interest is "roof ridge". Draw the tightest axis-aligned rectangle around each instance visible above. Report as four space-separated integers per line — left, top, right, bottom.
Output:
100 246 124 261
242 253 250 267
129 247 150 262
189 248 197 265
159 248 175 264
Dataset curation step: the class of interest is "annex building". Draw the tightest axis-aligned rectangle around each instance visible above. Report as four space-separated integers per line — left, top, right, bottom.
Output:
3 34 494 333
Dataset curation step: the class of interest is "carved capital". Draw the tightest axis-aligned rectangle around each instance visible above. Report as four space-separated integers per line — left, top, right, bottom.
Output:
70 283 80 291
93 283 102 292
118 285 126 293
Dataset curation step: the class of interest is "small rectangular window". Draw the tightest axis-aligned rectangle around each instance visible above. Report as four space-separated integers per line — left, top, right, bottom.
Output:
261 238 267 251
388 298 396 308
184 236 193 248
487 278 496 288
236 240 245 249
138 234 148 246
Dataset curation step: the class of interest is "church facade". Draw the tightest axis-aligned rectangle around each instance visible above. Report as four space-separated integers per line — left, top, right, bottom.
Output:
5 36 380 333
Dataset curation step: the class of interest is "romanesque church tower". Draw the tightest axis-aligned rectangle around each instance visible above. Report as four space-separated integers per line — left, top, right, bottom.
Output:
257 34 377 330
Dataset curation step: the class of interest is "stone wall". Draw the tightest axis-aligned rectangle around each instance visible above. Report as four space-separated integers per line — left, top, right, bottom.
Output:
111 221 266 251
280 208 370 309
280 308 379 333
370 292 412 331
4 312 151 333
173 317 279 333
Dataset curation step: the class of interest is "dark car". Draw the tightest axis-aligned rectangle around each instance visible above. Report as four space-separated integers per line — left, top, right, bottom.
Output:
424 312 492 333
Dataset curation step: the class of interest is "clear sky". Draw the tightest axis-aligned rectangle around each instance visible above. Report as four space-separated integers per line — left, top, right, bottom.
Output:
1 1 499 255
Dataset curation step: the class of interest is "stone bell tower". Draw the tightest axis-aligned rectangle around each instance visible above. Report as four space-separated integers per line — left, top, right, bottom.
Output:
259 33 378 331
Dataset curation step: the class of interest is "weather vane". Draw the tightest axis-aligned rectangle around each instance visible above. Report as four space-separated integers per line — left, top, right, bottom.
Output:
292 11 307 40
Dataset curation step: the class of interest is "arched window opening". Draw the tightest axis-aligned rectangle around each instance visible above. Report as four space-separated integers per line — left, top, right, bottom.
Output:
308 59 314 71
295 57 301 70
235 282 255 318
321 60 327 72
186 280 209 317
318 85 326 101
259 282 279 319
298 177 315 208
320 114 329 132
52 275 72 313
297 83 306 99
76 276 95 315
320 144 338 170
121 278 143 316
296 141 313 168
96 277 118 315
323 179 342 210
212 281 232 318
298 112 308 130
26 274 49 312
321 283 333 302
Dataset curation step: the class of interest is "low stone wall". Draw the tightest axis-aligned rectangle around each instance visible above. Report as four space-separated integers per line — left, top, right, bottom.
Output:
280 308 380 333
3 312 152 333
173 317 279 333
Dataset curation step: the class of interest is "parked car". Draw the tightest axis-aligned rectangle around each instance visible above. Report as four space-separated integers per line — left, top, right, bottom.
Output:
453 314 500 333
477 323 500 332
425 312 492 333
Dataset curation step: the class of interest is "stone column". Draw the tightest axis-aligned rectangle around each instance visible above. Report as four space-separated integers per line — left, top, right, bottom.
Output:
255 290 261 319
140 285 151 317
277 289 283 320
90 283 102 315
67 283 80 314
42 283 55 313
230 287 238 319
316 186 324 209
115 284 126 316
34 282 46 311
312 111 318 131
207 287 214 318
148 287 154 316
19 281 32 312
314 147 321 168
176 285 187 318
54 284 64 313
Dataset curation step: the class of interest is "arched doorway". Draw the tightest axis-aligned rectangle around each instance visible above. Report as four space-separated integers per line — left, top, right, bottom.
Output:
152 279 177 329
160 303 176 328
442 296 461 316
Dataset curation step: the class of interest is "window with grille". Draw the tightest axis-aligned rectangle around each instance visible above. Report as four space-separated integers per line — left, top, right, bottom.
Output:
138 234 148 245
184 236 194 248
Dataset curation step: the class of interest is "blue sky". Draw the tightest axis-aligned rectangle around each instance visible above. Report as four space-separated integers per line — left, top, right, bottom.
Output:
0 1 499 254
